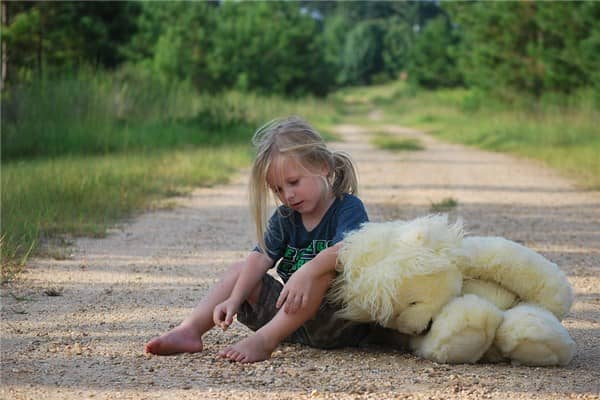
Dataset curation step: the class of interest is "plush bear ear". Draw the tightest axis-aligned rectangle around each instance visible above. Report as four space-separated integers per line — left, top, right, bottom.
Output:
493 304 575 366
410 294 504 364
459 237 573 320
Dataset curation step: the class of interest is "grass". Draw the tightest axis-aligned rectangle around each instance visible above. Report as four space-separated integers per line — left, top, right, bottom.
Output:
0 72 336 277
430 197 459 213
431 110 599 189
0 235 35 284
371 133 425 152
1 146 252 281
1 73 336 160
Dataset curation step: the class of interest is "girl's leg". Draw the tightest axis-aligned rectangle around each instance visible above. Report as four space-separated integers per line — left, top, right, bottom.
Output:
145 260 260 355
219 272 333 363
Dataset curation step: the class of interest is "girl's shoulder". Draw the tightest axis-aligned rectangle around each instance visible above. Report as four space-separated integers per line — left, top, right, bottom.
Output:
333 193 368 221
337 193 366 209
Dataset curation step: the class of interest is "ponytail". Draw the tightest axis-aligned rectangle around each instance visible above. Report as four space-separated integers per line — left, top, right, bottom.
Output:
330 150 359 197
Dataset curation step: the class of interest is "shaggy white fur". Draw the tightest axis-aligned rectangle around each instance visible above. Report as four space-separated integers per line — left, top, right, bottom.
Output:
331 215 464 335
462 278 518 310
459 237 573 320
331 215 575 366
410 294 504 363
493 304 576 366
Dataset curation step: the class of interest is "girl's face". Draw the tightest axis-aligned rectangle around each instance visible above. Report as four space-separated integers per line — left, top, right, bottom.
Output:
266 155 332 218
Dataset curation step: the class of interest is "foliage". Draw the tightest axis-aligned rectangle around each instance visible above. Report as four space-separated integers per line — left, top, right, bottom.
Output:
2 1 598 97
430 198 458 213
382 17 413 80
1 69 202 159
338 20 385 85
206 1 331 96
445 1 600 97
1 147 251 274
407 16 463 88
371 134 424 152
320 1 441 86
2 1 139 83
123 2 216 89
1 68 336 160
321 12 352 85
2 1 446 94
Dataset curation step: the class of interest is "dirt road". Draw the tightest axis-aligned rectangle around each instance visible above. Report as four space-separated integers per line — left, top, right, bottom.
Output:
2 124 599 399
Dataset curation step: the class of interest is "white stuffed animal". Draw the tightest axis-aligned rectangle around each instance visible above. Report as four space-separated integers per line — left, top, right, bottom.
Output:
330 215 576 366
330 216 464 335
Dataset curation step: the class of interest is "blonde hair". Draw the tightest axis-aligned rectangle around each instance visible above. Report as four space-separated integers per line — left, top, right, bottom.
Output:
250 116 359 252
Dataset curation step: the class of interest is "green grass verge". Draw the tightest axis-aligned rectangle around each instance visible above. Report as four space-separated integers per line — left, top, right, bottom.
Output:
430 197 459 213
1 146 251 282
371 133 425 152
1 72 337 277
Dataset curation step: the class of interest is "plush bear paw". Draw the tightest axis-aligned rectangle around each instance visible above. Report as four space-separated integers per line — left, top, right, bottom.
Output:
410 294 504 364
494 303 575 366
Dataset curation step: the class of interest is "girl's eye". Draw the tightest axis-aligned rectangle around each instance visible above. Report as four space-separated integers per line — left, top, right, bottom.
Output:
289 179 299 185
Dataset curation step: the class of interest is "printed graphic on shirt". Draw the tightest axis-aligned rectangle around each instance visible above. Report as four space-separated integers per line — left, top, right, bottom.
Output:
277 239 332 281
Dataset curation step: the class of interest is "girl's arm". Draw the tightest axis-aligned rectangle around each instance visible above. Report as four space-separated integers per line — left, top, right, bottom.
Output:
213 251 273 330
276 242 342 313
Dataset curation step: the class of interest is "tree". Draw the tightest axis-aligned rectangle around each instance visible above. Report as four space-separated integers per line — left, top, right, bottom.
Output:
577 2 600 96
322 12 352 85
382 17 413 79
445 1 598 96
316 1 443 86
123 2 216 88
2 1 8 90
206 1 331 96
408 16 462 88
338 20 385 85
1 1 139 87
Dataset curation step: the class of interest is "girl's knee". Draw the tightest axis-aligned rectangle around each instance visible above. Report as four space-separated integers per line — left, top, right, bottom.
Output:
229 260 246 273
247 279 263 305
225 261 262 305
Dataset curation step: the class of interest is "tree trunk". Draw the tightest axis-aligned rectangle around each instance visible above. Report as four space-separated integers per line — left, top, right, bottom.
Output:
1 1 7 91
37 7 43 78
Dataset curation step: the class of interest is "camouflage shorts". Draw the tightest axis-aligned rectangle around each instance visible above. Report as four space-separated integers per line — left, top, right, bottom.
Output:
237 273 408 350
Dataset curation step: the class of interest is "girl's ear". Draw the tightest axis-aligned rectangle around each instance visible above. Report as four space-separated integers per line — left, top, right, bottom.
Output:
319 162 331 177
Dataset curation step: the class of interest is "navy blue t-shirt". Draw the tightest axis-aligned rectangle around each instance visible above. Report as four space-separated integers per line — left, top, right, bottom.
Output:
255 194 368 282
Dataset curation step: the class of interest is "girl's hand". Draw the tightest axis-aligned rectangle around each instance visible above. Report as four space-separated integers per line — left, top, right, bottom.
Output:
213 298 240 331
276 267 314 314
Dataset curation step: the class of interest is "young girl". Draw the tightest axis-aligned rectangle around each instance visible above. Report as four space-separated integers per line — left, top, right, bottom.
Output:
145 116 379 363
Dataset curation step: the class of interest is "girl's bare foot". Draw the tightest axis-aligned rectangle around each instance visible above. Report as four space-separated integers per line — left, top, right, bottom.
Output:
218 333 276 363
145 325 204 355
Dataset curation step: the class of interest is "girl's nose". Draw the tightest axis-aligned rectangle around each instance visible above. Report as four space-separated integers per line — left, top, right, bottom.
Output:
284 188 295 202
